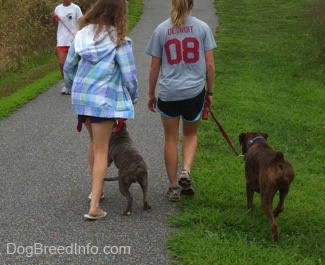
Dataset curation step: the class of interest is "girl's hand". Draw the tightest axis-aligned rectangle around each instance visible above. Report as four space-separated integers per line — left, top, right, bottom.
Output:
148 95 156 112
51 12 59 22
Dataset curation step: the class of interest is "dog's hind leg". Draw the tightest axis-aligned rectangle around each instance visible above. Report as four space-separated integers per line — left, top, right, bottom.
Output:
261 189 279 242
118 181 133 216
273 188 289 218
138 176 151 211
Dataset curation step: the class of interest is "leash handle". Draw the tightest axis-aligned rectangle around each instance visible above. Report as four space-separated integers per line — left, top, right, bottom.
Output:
202 96 211 120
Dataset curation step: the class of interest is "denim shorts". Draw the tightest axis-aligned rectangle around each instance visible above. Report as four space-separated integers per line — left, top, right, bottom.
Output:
78 115 115 123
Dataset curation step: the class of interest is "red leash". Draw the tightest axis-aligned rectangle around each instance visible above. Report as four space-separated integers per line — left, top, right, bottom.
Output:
53 13 76 38
209 110 239 156
202 99 239 157
112 119 126 133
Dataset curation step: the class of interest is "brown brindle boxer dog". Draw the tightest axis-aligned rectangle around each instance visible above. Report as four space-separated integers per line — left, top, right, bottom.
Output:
104 120 151 216
239 132 295 242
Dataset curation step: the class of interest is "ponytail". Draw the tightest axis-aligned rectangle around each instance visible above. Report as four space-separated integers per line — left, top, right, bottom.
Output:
170 0 193 28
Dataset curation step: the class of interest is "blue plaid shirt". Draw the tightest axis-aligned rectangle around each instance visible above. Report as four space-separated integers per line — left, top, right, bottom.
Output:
64 25 138 119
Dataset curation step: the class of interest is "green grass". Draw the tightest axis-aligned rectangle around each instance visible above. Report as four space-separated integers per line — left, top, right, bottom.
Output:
0 51 61 119
167 0 325 264
0 70 61 119
0 0 143 120
128 0 143 30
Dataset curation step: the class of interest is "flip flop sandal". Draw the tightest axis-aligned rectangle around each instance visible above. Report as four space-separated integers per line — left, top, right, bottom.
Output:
84 211 107 220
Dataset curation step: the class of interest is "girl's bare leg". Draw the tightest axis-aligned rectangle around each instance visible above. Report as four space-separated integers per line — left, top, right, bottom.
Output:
161 116 180 187
181 120 199 173
85 120 114 217
57 51 68 79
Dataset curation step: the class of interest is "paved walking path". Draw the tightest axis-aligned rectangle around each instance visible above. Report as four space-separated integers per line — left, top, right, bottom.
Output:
0 1 217 263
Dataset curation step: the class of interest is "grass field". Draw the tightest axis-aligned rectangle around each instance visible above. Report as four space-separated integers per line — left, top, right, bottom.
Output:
167 0 325 264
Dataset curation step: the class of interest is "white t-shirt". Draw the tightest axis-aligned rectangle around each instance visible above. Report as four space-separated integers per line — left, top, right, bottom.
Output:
54 3 83 47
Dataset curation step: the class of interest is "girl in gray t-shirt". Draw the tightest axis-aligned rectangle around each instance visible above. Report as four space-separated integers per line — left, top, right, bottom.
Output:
145 0 217 202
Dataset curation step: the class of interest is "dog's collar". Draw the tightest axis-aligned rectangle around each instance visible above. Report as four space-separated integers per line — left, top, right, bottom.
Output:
247 136 265 149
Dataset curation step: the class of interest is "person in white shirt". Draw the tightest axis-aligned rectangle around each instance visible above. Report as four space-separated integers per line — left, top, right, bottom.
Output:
51 0 82 95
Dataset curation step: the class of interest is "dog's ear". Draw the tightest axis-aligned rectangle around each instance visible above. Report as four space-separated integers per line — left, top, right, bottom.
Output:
263 133 268 140
239 133 244 146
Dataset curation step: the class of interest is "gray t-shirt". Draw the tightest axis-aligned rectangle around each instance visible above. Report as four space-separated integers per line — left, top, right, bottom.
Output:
145 16 217 101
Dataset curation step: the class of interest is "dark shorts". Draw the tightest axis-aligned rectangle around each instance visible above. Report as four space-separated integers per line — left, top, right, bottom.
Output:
157 88 205 122
78 115 115 124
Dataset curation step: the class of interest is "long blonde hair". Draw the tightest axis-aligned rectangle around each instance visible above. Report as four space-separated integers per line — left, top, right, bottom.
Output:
78 0 128 46
170 0 194 28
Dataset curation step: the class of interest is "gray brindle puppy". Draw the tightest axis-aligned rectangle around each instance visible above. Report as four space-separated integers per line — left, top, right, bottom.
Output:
104 120 151 216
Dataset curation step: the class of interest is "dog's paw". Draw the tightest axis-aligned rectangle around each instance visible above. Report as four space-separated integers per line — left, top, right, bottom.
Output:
143 203 151 210
122 210 132 216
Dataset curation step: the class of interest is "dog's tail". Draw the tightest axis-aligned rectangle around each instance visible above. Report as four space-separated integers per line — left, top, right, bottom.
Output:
104 176 119 181
275 152 284 169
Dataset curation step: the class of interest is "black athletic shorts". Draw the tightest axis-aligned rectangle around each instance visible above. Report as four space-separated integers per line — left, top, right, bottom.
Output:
157 88 205 122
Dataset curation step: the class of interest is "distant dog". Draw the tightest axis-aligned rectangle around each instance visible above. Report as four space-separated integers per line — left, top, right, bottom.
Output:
238 132 295 242
104 120 151 216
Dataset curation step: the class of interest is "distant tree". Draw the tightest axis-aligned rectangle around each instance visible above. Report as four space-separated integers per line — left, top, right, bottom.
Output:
1 0 6 9
75 0 96 13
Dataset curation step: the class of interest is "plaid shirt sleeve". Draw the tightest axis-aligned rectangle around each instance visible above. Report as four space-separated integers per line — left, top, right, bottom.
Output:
115 40 139 100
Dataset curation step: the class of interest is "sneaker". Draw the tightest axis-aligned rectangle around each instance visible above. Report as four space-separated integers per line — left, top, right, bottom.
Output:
61 86 71 95
178 170 195 196
88 192 105 200
166 187 180 202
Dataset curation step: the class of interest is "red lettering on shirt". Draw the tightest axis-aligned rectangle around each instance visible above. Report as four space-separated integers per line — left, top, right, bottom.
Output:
167 26 193 35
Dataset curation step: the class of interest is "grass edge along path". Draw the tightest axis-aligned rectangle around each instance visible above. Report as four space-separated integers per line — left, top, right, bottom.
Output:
166 0 325 264
0 71 60 120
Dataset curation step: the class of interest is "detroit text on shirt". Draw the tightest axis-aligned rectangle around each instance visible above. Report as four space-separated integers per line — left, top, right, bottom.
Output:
167 26 193 35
